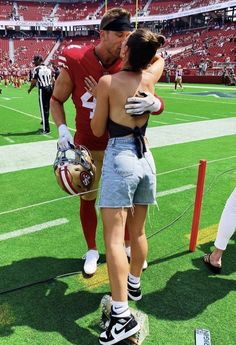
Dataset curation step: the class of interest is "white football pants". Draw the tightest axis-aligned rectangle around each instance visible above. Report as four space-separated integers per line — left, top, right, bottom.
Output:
214 187 236 250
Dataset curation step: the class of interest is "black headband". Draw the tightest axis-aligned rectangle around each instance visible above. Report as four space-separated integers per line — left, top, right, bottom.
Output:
102 16 132 32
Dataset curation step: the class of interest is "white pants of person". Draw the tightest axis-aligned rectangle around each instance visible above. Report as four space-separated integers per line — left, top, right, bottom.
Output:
214 187 236 250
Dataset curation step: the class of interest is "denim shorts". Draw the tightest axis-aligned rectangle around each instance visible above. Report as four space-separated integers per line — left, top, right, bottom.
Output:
99 137 157 208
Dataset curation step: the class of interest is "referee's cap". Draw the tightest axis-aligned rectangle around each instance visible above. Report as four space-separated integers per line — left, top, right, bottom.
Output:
33 55 43 65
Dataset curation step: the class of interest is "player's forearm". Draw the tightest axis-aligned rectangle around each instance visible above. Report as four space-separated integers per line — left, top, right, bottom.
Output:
50 97 67 127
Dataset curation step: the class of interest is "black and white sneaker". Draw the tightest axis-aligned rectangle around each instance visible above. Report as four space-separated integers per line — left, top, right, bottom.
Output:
99 313 140 345
125 246 148 270
128 279 142 301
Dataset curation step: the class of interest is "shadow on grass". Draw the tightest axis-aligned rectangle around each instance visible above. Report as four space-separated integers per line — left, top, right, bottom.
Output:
0 256 105 344
140 241 236 321
0 130 43 137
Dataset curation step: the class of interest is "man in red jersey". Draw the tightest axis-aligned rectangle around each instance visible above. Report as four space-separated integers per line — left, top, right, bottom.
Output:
51 8 164 275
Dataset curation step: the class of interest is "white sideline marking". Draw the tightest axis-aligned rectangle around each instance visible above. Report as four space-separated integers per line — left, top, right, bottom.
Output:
166 111 209 119
0 140 58 173
157 184 195 197
1 118 236 174
148 117 236 148
0 218 69 241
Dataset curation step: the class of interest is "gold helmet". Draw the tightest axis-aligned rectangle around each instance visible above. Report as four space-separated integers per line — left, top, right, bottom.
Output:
53 145 96 195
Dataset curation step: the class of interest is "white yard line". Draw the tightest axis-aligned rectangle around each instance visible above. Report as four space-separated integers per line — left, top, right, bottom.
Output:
157 155 236 176
174 118 190 122
0 218 69 241
166 111 209 119
157 184 195 197
0 104 76 132
163 96 236 105
152 120 169 125
4 137 15 143
0 154 235 216
158 84 236 91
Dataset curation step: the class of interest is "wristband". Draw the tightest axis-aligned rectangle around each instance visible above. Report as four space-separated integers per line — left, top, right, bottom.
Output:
151 95 164 115
51 94 63 105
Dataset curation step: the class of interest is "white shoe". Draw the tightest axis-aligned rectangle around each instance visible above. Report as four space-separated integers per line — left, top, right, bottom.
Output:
125 246 148 271
83 249 99 275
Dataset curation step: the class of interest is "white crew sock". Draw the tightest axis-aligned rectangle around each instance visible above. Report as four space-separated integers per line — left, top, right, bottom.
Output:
128 273 140 287
111 300 130 317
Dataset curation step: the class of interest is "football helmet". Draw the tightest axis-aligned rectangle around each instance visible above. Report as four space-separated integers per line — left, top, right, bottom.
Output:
53 145 96 195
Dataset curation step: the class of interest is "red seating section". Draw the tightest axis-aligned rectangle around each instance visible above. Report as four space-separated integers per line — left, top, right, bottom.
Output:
18 1 54 21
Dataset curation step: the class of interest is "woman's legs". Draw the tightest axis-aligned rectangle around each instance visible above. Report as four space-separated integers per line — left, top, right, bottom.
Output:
101 207 129 302
127 205 148 278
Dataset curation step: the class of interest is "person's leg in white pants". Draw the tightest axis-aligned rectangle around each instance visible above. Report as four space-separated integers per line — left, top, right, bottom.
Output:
204 187 236 269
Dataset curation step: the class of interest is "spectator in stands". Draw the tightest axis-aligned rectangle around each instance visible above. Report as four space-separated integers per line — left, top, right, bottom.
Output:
203 187 236 274
50 8 163 276
221 66 228 84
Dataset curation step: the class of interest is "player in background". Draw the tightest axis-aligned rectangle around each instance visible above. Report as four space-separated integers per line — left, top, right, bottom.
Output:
174 64 183 90
51 8 164 276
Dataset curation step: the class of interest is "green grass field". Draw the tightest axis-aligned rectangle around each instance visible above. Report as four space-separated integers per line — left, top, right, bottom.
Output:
0 82 236 345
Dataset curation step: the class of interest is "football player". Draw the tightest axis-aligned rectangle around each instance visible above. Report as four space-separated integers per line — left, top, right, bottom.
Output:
174 64 183 90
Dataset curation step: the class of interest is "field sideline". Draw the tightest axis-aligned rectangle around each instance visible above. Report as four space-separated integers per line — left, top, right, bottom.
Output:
0 82 236 345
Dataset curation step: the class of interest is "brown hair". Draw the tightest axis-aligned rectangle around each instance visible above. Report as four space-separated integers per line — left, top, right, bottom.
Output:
100 8 131 30
126 29 165 72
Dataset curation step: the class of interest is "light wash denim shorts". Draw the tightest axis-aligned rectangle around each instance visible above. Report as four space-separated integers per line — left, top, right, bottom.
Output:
99 137 157 208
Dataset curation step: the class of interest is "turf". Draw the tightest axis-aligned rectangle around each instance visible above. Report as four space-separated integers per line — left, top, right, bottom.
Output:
0 82 236 345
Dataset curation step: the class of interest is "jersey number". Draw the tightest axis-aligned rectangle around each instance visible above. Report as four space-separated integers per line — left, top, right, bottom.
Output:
81 91 96 119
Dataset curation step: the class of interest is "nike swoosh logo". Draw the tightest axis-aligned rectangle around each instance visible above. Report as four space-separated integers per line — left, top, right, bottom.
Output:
113 319 131 335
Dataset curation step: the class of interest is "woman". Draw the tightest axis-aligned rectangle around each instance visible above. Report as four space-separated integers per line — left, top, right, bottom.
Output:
91 28 165 345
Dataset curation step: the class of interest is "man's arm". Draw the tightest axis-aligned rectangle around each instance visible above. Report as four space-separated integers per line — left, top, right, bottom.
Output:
28 79 37 94
50 68 74 150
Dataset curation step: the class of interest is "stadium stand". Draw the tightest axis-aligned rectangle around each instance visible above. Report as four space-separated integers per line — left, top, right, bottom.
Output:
0 0 14 20
13 38 56 65
17 1 54 21
0 0 235 84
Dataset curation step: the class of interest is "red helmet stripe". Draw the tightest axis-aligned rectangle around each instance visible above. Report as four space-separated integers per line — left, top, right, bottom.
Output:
59 166 77 195
64 166 79 194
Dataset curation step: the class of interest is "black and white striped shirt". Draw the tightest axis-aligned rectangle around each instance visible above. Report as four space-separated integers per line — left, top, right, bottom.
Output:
32 65 52 89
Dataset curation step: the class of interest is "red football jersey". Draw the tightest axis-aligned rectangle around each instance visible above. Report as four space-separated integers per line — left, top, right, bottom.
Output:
59 44 123 150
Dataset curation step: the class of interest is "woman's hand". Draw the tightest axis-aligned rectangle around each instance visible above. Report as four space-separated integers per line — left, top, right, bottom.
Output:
84 75 98 98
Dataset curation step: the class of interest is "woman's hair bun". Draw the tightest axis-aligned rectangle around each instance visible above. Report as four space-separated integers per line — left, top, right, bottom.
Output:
156 35 166 46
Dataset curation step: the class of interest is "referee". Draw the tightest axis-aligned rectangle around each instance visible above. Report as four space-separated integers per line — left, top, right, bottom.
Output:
28 55 53 134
